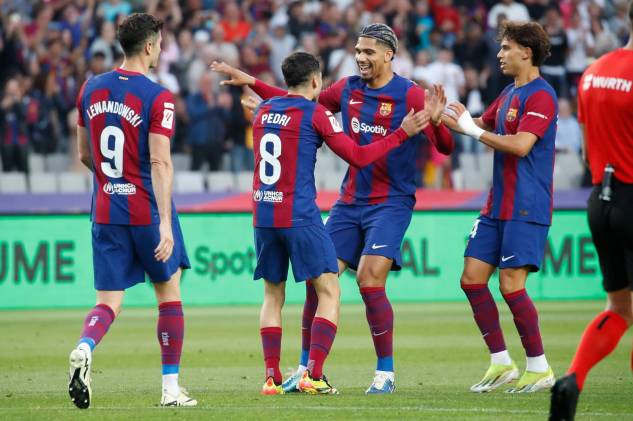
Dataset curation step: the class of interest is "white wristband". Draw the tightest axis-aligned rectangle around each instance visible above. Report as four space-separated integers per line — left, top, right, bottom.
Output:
457 111 485 140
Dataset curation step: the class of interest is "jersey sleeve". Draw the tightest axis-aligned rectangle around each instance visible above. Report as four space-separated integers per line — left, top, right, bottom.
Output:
517 90 557 139
251 79 288 99
406 85 454 155
312 104 408 168
149 90 176 139
316 78 347 113
75 80 88 127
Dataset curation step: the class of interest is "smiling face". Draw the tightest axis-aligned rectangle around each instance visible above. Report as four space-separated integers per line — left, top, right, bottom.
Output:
497 37 530 77
355 36 393 81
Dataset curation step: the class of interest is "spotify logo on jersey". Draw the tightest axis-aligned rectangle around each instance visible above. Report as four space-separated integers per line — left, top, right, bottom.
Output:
350 117 387 136
351 117 361 133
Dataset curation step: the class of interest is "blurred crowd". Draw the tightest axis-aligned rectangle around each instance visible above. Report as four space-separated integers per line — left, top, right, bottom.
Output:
0 0 630 189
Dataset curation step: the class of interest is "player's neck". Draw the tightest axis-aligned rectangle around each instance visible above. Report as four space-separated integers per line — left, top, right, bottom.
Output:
287 87 315 101
119 57 150 76
513 66 540 88
367 70 394 89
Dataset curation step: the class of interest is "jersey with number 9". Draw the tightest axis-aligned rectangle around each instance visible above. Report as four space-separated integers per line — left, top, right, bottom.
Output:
76 68 175 225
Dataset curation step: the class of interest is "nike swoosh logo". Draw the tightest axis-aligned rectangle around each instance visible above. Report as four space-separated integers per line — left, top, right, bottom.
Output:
372 330 388 336
501 255 515 262
349 99 362 105
371 244 388 250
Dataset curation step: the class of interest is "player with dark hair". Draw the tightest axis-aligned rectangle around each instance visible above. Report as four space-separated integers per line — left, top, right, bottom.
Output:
68 13 196 408
254 51 430 395
443 21 558 393
213 23 453 394
550 2 633 419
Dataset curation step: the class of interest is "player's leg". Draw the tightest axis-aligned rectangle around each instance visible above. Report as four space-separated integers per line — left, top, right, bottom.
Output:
356 202 413 394
68 223 139 409
462 216 521 392
551 191 633 419
498 220 553 393
260 279 286 394
253 227 289 395
132 218 196 406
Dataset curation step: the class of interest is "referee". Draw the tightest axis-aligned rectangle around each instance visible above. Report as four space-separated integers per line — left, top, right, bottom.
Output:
550 2 633 420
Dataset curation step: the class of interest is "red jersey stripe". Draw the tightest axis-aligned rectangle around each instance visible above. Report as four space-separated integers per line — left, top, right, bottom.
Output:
368 94 395 204
89 88 111 224
500 154 518 219
272 106 302 227
340 89 364 204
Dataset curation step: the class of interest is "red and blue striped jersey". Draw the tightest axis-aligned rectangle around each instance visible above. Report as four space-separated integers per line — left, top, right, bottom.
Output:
480 77 558 225
252 94 409 228
76 68 175 225
252 74 454 206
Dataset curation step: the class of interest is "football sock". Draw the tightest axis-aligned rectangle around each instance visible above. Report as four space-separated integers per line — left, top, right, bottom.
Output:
360 287 394 372
462 284 507 355
526 354 549 372
503 289 545 361
260 326 282 384
78 303 116 352
300 280 318 367
567 310 628 391
307 317 337 380
157 301 184 396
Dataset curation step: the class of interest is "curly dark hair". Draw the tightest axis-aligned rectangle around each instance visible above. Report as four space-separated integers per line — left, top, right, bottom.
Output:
117 13 163 57
498 21 551 67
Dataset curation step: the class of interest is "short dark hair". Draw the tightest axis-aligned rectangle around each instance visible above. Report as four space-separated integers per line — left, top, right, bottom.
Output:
499 21 551 66
281 52 320 88
117 13 163 57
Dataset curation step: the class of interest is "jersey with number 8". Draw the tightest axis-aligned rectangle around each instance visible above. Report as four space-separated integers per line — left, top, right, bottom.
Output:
76 68 175 225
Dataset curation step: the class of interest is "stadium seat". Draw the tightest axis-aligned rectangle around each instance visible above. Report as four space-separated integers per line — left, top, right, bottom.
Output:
0 172 28 193
175 171 205 193
45 153 71 172
58 172 89 193
172 153 191 171
206 171 235 192
554 153 584 190
28 154 46 172
29 172 58 193
235 171 253 192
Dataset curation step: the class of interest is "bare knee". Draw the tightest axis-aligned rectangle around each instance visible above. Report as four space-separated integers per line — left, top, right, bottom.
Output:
606 291 633 325
460 258 495 287
498 268 528 295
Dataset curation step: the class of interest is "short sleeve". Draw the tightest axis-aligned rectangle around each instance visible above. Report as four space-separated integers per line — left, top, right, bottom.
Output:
312 103 343 138
149 90 175 138
76 80 88 127
517 90 557 139
405 83 425 112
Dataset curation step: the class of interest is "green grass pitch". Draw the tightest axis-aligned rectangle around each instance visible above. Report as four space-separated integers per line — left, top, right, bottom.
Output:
1 301 632 420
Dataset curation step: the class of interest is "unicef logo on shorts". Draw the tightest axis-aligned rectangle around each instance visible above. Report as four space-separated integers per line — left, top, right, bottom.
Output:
351 117 361 134
103 182 115 195
253 189 263 202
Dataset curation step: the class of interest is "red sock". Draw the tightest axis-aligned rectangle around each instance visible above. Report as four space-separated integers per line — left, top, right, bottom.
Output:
301 281 318 364
462 284 507 354
503 289 544 357
307 317 337 379
78 304 115 350
567 310 629 390
157 301 184 374
260 326 282 384
360 287 393 371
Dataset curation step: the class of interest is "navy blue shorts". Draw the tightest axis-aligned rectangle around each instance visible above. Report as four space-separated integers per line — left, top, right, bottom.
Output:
92 216 190 291
464 215 549 272
254 223 339 283
325 200 414 271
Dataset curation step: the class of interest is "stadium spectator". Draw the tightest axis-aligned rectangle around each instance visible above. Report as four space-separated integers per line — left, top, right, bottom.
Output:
1 78 29 172
208 24 240 66
410 0 434 51
591 17 620 57
89 21 121 69
541 7 569 98
220 1 251 44
97 0 132 23
185 73 229 171
566 11 595 96
554 98 582 154
422 48 465 104
487 0 530 29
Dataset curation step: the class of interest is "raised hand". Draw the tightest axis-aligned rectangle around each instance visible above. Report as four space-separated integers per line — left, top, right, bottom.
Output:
241 95 262 113
445 102 484 139
210 61 255 87
425 84 447 125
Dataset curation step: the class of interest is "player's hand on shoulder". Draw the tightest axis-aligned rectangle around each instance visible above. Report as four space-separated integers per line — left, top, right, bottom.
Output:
424 84 447 125
154 221 174 263
211 61 255 87
401 108 431 137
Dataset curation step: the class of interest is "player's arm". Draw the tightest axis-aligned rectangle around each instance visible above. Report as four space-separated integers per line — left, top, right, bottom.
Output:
316 105 429 168
149 91 177 263
211 60 345 113
76 126 93 171
446 90 556 157
409 85 454 155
